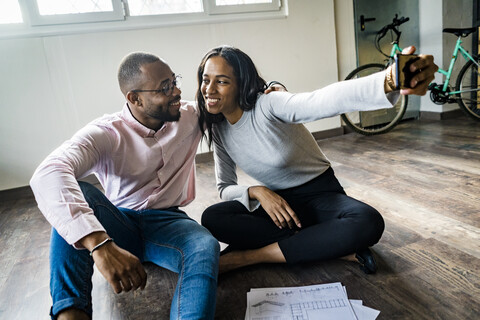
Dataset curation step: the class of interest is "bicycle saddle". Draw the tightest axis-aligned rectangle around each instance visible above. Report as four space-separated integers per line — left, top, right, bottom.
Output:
442 27 477 37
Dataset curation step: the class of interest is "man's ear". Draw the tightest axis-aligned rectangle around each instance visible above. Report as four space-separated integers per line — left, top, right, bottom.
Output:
126 91 141 106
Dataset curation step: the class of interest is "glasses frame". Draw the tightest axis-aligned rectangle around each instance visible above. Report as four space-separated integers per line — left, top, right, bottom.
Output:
131 75 182 96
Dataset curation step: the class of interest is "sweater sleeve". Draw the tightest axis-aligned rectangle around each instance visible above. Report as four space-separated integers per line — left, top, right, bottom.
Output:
213 131 261 212
260 71 399 123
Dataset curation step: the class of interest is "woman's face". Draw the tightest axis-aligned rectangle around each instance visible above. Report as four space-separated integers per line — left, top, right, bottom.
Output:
201 56 242 123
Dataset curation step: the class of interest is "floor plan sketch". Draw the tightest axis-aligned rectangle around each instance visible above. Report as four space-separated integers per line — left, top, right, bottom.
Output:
245 283 360 320
252 300 287 315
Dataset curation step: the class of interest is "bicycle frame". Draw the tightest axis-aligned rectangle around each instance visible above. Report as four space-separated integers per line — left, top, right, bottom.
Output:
388 42 403 61
345 14 480 131
438 37 479 94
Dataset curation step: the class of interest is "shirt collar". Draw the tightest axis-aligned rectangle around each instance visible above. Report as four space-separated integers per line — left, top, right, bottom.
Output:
120 103 156 138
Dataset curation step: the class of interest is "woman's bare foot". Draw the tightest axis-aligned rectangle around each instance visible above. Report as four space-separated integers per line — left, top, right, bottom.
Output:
340 253 357 262
219 242 286 274
219 250 250 273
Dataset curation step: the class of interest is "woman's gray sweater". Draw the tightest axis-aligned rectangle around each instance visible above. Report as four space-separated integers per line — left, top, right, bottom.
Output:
212 71 398 211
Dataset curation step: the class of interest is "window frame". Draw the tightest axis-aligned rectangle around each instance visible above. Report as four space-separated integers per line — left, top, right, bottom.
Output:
20 0 125 26
205 0 281 15
1 0 287 40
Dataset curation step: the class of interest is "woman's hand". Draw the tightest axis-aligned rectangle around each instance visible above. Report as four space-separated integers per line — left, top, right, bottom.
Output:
387 45 438 96
249 186 301 229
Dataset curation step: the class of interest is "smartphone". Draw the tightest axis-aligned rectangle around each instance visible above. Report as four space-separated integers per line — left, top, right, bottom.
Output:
395 54 419 89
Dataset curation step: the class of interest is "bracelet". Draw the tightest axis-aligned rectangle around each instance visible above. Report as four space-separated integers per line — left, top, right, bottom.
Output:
386 66 396 90
90 238 113 256
267 81 287 91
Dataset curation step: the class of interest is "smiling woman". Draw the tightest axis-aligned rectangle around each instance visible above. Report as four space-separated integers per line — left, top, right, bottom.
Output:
195 45 398 274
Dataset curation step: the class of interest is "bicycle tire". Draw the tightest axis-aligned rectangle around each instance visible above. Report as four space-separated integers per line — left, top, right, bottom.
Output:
341 63 408 135
455 56 480 121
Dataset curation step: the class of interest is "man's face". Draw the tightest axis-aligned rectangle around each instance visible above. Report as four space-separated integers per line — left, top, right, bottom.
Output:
131 61 182 129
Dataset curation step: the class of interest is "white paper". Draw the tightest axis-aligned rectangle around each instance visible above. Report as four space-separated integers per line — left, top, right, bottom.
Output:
351 302 381 320
245 282 360 320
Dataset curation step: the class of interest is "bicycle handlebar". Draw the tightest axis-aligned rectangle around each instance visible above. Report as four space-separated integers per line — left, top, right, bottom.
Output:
377 14 409 40
393 16 409 27
375 14 409 58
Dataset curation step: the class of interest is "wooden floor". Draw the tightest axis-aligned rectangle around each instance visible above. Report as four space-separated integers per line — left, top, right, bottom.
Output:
0 117 479 319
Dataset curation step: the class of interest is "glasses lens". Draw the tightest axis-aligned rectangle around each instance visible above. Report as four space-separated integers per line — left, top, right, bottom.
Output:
174 75 182 90
163 75 182 96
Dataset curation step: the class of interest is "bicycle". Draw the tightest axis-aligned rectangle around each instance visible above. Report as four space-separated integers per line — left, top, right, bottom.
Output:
341 14 480 135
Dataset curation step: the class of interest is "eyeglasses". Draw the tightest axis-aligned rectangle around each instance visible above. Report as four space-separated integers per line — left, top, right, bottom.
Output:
131 75 182 96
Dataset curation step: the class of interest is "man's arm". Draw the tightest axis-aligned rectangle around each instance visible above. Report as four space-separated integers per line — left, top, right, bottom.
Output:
264 81 288 94
30 125 146 293
30 125 108 246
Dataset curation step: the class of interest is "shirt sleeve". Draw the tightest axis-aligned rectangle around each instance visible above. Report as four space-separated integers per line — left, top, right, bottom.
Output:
260 70 399 123
213 131 260 212
30 124 115 248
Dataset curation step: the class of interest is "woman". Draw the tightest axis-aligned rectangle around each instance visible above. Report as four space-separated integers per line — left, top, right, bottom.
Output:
196 45 436 274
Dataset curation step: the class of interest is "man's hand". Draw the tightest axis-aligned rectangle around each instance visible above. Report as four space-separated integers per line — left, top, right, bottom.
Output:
388 45 438 96
81 232 147 294
249 186 301 229
264 81 287 94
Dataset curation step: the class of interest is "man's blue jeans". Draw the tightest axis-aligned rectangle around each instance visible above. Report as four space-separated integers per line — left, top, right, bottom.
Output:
49 182 220 319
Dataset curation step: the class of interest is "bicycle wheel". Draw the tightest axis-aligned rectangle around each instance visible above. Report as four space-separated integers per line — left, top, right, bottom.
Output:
455 57 480 121
341 63 408 135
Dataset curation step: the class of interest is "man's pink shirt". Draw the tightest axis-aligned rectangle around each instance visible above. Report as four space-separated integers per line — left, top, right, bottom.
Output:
30 102 202 247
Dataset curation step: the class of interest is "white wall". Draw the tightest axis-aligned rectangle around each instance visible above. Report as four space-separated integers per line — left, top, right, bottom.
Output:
419 0 445 112
334 0 356 81
0 0 342 190
419 0 474 113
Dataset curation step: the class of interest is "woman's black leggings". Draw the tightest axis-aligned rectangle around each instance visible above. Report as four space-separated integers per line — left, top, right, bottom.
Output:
201 167 385 264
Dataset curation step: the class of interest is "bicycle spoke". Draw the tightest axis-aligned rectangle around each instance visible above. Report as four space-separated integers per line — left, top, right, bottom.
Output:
455 57 480 120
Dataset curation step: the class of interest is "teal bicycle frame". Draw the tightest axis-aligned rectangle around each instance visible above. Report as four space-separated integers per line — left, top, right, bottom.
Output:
438 37 479 95
389 38 479 96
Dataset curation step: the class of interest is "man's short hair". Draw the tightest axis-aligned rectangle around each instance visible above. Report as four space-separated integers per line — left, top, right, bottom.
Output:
118 52 160 95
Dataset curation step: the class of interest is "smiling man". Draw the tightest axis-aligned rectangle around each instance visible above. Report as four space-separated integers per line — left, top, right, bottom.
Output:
30 52 220 320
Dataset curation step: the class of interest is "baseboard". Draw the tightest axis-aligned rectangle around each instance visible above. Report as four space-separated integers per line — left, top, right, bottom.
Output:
310 127 345 140
195 151 214 163
0 185 34 202
0 175 102 203
420 109 464 120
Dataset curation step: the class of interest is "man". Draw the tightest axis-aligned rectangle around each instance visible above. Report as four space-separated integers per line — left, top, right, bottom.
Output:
30 52 220 319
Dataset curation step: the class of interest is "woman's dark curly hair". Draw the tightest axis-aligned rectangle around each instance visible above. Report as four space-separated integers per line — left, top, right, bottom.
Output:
196 45 267 147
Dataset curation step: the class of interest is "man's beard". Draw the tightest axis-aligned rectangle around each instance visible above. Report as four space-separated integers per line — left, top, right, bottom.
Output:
146 103 181 122
157 107 181 122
